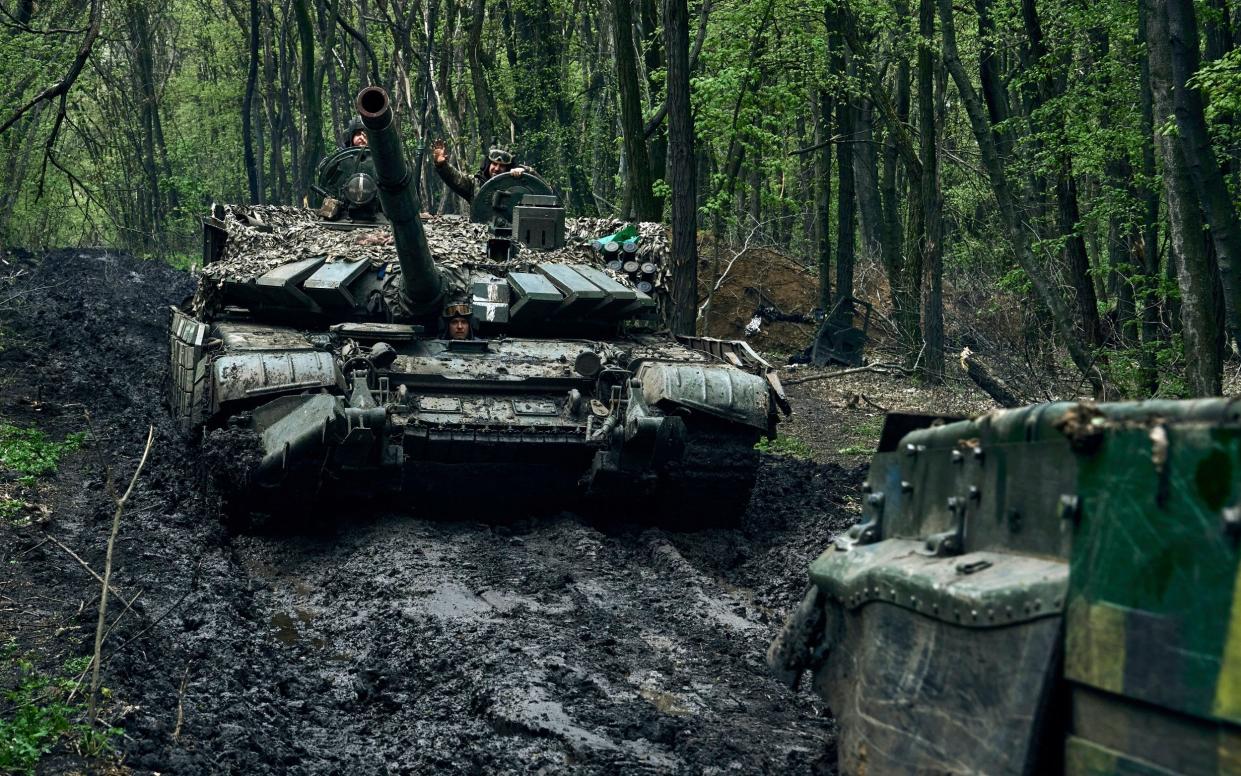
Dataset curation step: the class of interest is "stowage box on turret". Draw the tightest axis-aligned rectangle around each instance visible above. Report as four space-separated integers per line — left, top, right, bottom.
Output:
170 87 789 519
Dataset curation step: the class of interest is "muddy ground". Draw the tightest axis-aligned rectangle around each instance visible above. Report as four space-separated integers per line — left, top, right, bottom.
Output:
0 249 906 774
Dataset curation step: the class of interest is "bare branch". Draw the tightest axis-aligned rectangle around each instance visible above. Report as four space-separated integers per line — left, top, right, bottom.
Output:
0 1 87 34
88 425 155 726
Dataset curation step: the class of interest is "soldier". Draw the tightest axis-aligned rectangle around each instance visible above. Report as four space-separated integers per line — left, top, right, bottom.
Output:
341 117 368 149
430 140 526 203
442 301 474 340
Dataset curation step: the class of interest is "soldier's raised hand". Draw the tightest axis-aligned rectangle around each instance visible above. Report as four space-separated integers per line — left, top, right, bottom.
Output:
431 139 447 165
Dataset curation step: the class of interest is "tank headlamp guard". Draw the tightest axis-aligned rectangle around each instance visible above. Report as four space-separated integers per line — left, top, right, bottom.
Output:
344 172 377 205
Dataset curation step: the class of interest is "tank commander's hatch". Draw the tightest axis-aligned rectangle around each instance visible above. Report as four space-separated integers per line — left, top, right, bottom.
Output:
470 173 565 252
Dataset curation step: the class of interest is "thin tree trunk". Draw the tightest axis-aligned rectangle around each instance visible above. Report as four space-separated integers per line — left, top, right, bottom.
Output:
244 0 261 202
1136 0 1162 395
815 88 832 311
641 0 666 212
938 0 1105 395
467 0 496 151
919 0 943 382
854 97 883 269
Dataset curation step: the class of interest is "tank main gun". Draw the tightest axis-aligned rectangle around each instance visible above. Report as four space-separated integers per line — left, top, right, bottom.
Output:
356 86 443 315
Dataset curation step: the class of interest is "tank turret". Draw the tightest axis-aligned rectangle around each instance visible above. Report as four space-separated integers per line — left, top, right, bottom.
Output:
355 86 443 315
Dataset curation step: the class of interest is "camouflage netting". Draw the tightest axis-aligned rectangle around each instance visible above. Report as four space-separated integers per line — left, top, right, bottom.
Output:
194 205 671 314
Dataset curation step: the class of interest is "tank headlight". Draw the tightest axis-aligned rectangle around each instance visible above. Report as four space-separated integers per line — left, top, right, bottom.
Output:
344 172 377 205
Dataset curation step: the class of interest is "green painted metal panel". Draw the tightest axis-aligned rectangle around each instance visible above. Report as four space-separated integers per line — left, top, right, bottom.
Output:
1068 421 1241 726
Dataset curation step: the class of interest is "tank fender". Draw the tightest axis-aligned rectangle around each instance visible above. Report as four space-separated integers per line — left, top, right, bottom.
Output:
635 362 769 431
251 393 388 485
211 349 342 413
767 585 832 690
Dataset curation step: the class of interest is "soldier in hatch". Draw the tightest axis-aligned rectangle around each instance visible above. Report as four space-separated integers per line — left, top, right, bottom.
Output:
442 301 474 340
430 140 526 203
341 117 368 149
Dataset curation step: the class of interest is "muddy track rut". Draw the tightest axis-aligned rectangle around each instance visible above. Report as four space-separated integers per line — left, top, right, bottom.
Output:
0 250 858 774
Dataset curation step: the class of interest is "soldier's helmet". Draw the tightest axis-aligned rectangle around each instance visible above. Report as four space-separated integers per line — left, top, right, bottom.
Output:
442 300 472 319
486 146 514 166
479 145 515 179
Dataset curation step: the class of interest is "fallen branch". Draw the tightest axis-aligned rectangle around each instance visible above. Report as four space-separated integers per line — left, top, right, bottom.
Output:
959 347 1023 408
41 532 137 609
847 393 891 413
782 363 911 386
103 555 203 664
173 662 192 742
88 425 154 726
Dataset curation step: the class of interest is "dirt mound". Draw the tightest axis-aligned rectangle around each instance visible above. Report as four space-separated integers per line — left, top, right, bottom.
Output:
0 248 857 774
698 240 820 353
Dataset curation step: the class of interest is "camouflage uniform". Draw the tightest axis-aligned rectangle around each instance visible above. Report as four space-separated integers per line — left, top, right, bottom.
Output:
433 159 486 203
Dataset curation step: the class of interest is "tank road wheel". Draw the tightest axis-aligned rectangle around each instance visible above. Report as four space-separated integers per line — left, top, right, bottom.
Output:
654 421 761 527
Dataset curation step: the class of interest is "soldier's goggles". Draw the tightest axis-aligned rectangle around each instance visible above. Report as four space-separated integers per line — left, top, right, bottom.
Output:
487 148 513 165
443 303 472 318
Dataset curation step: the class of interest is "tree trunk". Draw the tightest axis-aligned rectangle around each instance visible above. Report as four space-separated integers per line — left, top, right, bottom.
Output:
1166 0 1241 353
467 0 496 152
1136 0 1162 395
293 0 323 202
129 5 163 251
854 97 883 269
641 0 666 212
1019 0 1103 348
1146 1 1226 392
815 88 832 311
1147 0 1223 395
613 0 658 220
664 0 697 336
974 0 1012 160
919 0 943 383
244 0 261 202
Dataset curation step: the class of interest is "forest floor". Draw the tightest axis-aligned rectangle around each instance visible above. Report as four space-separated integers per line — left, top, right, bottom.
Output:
0 248 997 775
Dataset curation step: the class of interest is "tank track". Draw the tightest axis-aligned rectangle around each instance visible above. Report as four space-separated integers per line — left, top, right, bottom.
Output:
654 422 761 525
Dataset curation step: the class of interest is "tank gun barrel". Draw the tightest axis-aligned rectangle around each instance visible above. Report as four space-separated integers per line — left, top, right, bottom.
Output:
356 86 442 314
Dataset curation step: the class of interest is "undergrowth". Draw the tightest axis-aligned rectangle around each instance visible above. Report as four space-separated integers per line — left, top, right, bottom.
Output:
0 640 120 774
0 423 86 527
756 434 813 460
0 425 86 477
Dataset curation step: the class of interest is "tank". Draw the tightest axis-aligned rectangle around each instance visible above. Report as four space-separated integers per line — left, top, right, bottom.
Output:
768 400 1241 775
170 86 790 519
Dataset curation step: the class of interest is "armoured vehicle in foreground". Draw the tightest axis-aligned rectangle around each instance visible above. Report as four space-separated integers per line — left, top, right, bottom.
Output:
770 399 1241 775
170 87 788 518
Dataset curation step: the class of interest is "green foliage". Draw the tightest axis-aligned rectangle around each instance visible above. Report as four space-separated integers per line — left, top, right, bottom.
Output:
0 426 87 478
0 647 119 774
835 444 872 456
0 498 24 523
755 434 813 460
163 251 198 272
